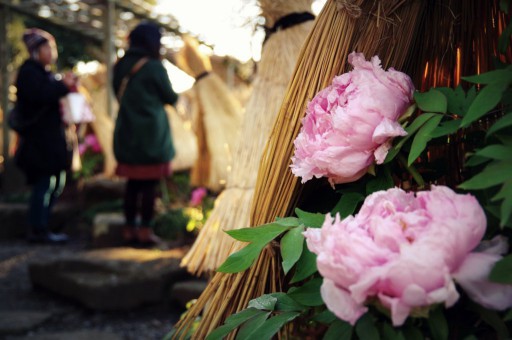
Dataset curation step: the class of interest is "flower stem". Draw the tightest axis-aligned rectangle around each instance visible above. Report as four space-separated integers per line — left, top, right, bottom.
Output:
398 154 425 189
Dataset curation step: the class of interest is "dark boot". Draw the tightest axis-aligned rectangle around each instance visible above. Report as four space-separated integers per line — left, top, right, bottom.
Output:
28 229 68 244
135 227 162 247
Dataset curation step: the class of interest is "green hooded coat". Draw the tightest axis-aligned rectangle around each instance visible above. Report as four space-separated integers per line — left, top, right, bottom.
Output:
113 48 178 165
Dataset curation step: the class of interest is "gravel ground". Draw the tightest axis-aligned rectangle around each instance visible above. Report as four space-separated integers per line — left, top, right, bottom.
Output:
0 239 183 340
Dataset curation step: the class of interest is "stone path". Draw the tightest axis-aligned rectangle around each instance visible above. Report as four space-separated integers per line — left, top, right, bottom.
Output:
0 178 208 339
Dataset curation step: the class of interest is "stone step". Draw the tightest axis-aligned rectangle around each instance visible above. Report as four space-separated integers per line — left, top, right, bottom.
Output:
28 247 191 311
0 203 81 239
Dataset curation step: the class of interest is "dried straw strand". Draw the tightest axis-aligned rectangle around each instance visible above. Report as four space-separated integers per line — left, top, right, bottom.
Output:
181 1 315 275
174 1 423 338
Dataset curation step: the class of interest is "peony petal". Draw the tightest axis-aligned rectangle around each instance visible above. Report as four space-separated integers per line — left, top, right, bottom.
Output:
321 279 368 325
372 118 407 144
453 252 512 310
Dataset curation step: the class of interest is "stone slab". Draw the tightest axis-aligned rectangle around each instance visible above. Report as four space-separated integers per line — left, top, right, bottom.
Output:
11 330 123 340
0 202 81 239
0 311 52 335
29 247 191 310
91 212 125 248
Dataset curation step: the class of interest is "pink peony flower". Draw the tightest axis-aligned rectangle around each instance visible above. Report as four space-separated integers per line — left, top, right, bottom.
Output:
453 236 512 310
291 52 414 185
190 187 207 207
304 186 490 326
84 134 102 153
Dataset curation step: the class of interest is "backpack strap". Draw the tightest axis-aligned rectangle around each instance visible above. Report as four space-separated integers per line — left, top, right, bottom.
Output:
116 57 149 101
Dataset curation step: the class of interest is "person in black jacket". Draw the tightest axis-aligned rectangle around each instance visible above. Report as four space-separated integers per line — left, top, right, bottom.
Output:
13 28 76 243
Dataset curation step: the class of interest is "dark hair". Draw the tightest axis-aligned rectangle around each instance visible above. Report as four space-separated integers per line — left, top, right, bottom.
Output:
129 22 162 59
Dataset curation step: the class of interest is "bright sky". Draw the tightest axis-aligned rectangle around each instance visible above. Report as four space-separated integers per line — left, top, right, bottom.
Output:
154 0 327 62
151 0 327 92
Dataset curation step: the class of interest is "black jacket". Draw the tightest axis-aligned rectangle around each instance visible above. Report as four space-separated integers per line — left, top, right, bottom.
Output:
14 59 70 183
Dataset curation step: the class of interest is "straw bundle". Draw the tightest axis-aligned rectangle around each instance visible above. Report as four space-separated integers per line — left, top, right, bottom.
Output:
400 0 512 188
167 104 198 172
181 0 316 276
80 67 117 177
176 38 244 192
174 1 424 338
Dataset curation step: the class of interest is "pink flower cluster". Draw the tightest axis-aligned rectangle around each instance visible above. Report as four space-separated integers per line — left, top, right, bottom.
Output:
303 186 512 326
78 134 102 155
291 52 414 185
190 187 207 207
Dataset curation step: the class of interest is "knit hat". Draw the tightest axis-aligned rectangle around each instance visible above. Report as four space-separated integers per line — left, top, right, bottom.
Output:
22 28 55 55
129 22 162 58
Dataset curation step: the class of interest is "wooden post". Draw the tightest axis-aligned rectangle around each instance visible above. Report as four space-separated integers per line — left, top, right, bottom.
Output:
0 4 10 167
104 0 115 118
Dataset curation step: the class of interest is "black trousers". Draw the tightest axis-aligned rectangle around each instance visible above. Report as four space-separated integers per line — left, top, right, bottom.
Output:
123 179 158 226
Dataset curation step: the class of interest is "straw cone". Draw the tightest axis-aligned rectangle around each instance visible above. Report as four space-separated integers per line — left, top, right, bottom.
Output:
176 38 244 192
173 0 424 338
167 104 198 172
181 0 316 276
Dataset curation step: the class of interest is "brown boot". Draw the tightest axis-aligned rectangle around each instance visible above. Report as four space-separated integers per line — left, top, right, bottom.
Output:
122 226 136 244
136 227 162 246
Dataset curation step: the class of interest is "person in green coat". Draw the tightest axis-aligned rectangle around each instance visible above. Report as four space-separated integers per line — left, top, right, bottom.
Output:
113 22 178 245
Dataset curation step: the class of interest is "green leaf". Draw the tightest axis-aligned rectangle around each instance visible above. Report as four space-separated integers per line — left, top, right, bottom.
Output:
474 145 512 161
462 66 512 85
355 313 380 340
471 303 510 339
290 245 318 283
492 181 512 201
244 312 300 340
461 82 509 127
443 84 477 117
206 308 264 340
490 254 512 284
381 323 406 340
487 112 512 137
217 240 267 273
323 319 353 340
226 223 290 243
414 89 447 113
271 293 306 312
332 192 365 218
501 0 511 12
312 309 337 324
247 295 278 311
384 113 438 163
504 309 512 321
458 161 512 190
501 195 512 227
427 307 449 340
274 216 300 227
288 278 323 306
295 208 326 228
281 226 305 274
463 336 478 340
430 119 461 138
366 167 394 195
408 114 443 165
465 155 491 168
236 311 271 340
498 19 512 53
402 325 425 340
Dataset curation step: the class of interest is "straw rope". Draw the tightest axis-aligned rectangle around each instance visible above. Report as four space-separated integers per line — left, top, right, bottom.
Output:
173 1 424 338
177 38 244 192
167 105 198 172
181 0 315 275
